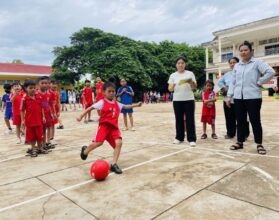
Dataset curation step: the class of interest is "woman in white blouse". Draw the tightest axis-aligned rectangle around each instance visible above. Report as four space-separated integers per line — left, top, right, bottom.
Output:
168 56 197 146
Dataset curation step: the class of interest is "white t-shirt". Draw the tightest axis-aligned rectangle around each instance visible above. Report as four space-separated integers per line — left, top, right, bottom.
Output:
91 99 124 111
168 70 196 101
68 91 76 101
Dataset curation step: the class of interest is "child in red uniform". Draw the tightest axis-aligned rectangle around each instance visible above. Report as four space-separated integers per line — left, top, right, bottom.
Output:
48 80 58 146
21 80 45 157
50 80 64 130
95 77 104 102
10 83 23 144
201 80 218 139
82 79 94 123
77 82 142 174
37 76 55 150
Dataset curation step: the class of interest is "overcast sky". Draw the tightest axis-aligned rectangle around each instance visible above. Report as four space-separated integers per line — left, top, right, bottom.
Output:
0 0 278 65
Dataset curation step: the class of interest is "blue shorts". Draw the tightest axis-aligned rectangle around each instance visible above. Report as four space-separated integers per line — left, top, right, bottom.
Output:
121 108 133 114
5 111 13 120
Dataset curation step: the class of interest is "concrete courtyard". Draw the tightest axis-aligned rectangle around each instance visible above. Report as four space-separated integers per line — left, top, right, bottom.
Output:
0 100 278 220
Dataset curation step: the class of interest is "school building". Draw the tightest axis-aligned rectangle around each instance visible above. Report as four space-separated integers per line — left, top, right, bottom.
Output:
202 16 279 89
0 63 52 97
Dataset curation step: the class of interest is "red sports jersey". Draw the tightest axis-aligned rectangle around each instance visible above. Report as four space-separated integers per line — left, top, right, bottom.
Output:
99 99 120 129
48 90 57 112
21 94 43 127
82 87 93 104
53 91 60 111
39 91 53 113
20 89 25 96
95 82 104 102
11 94 23 116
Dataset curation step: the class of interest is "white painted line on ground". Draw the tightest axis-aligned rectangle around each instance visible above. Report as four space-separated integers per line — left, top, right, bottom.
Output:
136 141 279 159
252 166 273 180
197 146 279 159
215 152 235 159
1 140 279 164
0 145 81 163
0 155 25 163
0 148 187 213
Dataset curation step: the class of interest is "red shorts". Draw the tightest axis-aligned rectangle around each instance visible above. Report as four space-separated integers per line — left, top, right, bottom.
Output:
85 103 93 109
25 126 44 143
13 114 21 126
52 111 59 124
93 124 121 148
54 108 60 124
201 115 215 125
43 111 53 128
52 117 58 124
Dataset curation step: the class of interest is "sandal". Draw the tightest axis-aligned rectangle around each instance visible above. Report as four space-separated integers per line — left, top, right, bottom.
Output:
212 134 218 139
257 145 266 155
201 134 207 139
31 149 38 157
38 148 48 154
230 142 243 150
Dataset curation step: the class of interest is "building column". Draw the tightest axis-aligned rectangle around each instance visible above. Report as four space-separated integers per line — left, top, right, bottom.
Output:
206 72 209 80
232 43 236 56
218 37 222 63
205 47 209 68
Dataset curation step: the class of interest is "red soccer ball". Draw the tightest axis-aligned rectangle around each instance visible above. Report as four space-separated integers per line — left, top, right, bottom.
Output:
90 160 110 181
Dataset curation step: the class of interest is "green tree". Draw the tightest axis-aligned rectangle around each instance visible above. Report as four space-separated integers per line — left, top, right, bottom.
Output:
12 59 24 64
52 27 206 99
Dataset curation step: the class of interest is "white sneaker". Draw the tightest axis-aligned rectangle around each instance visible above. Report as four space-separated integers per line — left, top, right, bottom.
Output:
5 130 13 135
16 138 22 144
131 127 136 131
189 142 196 147
173 139 182 144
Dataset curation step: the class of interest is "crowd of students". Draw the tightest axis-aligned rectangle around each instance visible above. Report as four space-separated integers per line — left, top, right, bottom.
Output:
1 77 61 156
143 91 173 103
0 76 140 173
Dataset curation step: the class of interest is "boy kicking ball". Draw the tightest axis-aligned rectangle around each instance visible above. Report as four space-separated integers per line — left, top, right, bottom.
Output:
77 82 142 174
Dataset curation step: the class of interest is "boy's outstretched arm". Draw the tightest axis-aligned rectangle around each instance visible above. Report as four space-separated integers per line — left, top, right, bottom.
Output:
122 102 142 110
77 106 95 122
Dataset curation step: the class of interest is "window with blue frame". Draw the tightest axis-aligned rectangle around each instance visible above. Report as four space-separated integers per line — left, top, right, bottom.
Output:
221 53 233 62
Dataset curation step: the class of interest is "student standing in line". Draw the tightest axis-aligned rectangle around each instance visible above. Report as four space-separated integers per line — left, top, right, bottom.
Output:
10 83 23 144
1 84 13 134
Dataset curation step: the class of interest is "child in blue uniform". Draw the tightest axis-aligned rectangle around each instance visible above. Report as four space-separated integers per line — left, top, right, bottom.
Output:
1 84 13 134
116 79 136 131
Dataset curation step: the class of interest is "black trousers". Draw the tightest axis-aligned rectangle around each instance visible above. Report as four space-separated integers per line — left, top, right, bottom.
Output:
223 102 250 138
173 100 196 142
234 99 262 144
223 102 237 137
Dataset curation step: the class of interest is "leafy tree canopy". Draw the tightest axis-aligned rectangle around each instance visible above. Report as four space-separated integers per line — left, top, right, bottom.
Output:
52 27 206 96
